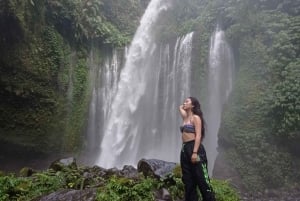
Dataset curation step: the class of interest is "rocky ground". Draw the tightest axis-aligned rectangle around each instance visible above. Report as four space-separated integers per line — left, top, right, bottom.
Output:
2 154 300 201
240 188 300 201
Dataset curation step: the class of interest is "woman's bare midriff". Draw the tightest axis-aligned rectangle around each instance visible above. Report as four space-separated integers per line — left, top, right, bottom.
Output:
182 132 196 142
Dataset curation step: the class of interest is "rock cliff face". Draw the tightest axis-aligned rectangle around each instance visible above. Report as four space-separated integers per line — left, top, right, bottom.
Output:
0 0 144 171
212 150 244 190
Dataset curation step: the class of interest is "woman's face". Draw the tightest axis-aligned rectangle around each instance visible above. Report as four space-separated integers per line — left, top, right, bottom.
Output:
183 98 193 110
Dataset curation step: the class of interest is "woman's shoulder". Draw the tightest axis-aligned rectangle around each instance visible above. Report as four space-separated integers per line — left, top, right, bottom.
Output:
192 114 201 122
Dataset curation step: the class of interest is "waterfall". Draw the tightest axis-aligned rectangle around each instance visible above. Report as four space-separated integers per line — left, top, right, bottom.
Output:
92 0 196 169
85 49 124 158
87 1 233 173
204 27 234 174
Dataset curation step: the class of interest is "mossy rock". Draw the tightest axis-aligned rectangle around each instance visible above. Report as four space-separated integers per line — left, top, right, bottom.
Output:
49 157 77 171
19 167 36 177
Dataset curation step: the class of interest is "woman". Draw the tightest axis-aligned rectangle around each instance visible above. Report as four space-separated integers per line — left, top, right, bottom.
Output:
179 97 215 201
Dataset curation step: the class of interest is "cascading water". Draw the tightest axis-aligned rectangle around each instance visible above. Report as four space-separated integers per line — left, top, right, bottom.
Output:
91 0 196 169
85 49 124 158
204 26 234 174
86 1 233 175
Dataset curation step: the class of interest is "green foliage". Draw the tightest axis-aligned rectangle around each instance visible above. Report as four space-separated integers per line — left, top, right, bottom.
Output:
172 164 182 178
161 173 184 200
46 0 131 46
62 57 90 153
218 0 300 191
0 166 99 200
0 0 95 155
155 0 218 43
0 171 65 201
1 0 45 34
161 166 239 201
265 15 300 139
0 24 68 153
41 26 64 80
73 59 88 100
30 171 65 195
96 176 156 201
96 172 240 201
212 180 240 201
269 60 300 137
0 165 240 201
101 0 142 37
219 34 296 190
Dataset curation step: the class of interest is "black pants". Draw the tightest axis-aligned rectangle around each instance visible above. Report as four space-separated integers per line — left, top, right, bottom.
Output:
180 141 215 201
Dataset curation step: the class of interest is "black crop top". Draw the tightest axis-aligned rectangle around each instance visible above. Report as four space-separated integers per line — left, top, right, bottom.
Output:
180 124 196 133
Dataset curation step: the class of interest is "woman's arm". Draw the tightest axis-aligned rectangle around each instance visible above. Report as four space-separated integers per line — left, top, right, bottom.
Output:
191 115 202 163
179 104 187 119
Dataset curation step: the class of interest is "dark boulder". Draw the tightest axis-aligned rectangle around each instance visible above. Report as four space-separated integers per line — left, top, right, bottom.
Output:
49 157 77 171
137 158 177 179
34 188 97 201
154 188 172 201
19 167 37 177
118 165 139 179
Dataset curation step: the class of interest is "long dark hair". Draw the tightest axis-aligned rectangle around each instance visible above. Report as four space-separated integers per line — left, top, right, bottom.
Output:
189 97 205 139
